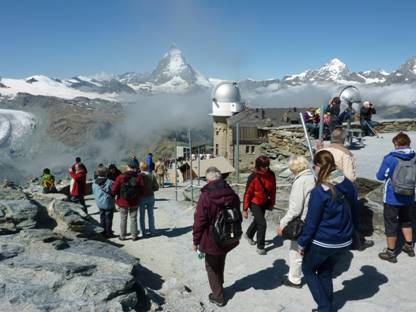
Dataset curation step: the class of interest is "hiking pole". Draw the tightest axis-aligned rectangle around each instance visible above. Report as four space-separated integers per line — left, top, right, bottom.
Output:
365 120 382 138
319 105 325 142
300 113 314 160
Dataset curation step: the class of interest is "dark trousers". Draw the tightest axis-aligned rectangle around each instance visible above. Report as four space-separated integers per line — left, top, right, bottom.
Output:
302 244 348 312
71 196 87 212
99 209 114 236
205 253 226 303
246 204 267 249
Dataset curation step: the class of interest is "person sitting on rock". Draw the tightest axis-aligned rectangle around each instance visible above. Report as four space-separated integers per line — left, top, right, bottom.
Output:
41 168 57 194
360 101 377 136
277 156 315 289
92 165 115 238
69 163 87 213
376 132 415 263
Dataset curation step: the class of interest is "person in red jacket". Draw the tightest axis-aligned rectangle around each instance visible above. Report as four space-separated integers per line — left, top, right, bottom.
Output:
111 159 144 241
193 166 240 307
69 163 87 213
243 156 276 255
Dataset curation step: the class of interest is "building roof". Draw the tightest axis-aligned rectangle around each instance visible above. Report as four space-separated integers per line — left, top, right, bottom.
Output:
227 107 308 128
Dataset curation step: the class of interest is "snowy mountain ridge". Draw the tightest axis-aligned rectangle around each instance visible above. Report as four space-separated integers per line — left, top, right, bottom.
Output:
1 45 416 100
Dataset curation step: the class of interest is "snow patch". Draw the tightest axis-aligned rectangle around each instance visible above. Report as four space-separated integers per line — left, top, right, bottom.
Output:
0 109 36 146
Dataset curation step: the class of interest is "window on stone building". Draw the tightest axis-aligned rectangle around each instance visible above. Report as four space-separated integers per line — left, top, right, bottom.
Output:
251 146 255 154
245 145 250 154
215 144 219 155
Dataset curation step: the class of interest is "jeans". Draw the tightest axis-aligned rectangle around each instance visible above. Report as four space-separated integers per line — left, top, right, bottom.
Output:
302 244 348 312
205 253 227 303
99 209 114 236
246 204 267 249
119 206 138 239
139 195 156 235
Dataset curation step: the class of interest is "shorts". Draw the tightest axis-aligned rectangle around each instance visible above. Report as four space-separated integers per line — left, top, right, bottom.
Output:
383 204 413 237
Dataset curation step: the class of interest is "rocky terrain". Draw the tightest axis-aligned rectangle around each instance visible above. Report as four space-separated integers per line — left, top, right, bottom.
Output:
0 182 157 312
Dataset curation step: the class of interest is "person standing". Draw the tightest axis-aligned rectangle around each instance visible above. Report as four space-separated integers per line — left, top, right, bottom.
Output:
243 156 276 255
360 101 377 136
108 164 121 181
376 132 415 263
322 127 357 182
298 150 359 312
111 160 144 241
154 158 166 188
193 167 240 307
277 156 315 288
145 153 155 173
92 165 115 238
139 161 159 237
69 163 87 213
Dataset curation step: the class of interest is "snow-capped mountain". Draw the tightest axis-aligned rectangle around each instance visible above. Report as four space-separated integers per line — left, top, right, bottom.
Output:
1 46 416 100
120 44 211 93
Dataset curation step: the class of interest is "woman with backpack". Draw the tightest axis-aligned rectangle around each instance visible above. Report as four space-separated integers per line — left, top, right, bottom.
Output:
192 166 241 307
298 150 359 312
277 156 315 288
243 156 276 255
92 165 115 238
139 161 159 237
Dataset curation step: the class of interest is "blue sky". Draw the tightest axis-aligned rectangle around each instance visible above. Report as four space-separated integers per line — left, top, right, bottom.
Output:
0 0 415 79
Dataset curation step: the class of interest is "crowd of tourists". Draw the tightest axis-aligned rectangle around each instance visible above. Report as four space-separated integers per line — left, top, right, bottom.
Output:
192 130 415 311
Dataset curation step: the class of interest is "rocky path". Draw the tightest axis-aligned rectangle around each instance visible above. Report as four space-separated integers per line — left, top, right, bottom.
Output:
87 188 415 312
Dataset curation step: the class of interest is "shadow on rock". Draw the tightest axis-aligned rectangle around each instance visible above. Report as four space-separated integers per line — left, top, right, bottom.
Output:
334 265 388 310
226 259 289 300
134 263 166 309
151 226 193 238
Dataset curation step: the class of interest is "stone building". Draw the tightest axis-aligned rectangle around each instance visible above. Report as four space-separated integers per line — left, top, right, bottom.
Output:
211 81 306 169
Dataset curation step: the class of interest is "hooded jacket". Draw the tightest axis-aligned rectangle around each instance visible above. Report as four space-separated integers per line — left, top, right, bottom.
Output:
92 177 115 210
193 179 240 255
376 148 416 206
280 169 315 229
298 171 359 249
243 169 276 210
111 171 144 208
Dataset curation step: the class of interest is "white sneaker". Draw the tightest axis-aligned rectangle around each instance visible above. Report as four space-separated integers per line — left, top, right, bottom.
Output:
257 248 267 255
244 233 256 246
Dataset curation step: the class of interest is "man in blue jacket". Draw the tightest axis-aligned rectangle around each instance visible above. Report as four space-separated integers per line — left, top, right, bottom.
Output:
376 132 415 263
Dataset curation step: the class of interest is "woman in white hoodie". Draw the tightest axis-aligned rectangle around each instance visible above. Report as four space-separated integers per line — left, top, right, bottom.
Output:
278 156 315 288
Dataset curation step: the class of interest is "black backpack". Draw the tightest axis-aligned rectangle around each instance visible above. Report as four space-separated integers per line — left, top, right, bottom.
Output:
212 199 243 246
120 175 140 201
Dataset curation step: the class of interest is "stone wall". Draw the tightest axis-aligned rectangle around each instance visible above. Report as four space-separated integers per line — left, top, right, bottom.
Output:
374 119 416 133
262 127 310 160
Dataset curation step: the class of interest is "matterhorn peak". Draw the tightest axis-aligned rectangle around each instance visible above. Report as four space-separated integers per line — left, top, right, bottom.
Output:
165 43 182 57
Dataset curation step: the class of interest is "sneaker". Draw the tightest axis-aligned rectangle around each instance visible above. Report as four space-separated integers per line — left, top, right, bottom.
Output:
132 237 139 241
378 248 397 263
402 244 415 257
283 278 302 289
257 248 267 255
244 233 256 246
208 293 225 307
119 236 127 241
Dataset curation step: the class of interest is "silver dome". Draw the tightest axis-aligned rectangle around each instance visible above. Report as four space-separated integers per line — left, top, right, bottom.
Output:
339 85 362 113
212 81 241 103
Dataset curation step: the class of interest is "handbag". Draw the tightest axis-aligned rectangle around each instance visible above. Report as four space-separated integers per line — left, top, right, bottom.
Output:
282 216 304 240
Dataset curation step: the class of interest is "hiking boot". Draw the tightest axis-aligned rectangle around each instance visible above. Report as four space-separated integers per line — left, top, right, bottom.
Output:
257 248 267 255
208 293 225 307
378 249 397 263
402 244 415 257
244 233 256 246
283 278 302 289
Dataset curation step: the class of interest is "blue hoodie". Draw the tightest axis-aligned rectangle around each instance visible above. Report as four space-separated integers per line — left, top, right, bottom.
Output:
376 148 416 206
298 171 359 249
92 177 115 210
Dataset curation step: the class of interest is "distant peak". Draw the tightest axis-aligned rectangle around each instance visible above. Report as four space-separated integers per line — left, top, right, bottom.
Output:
327 58 346 67
167 43 181 56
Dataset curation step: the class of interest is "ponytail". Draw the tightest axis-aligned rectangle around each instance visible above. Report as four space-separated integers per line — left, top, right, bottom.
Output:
314 150 337 199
